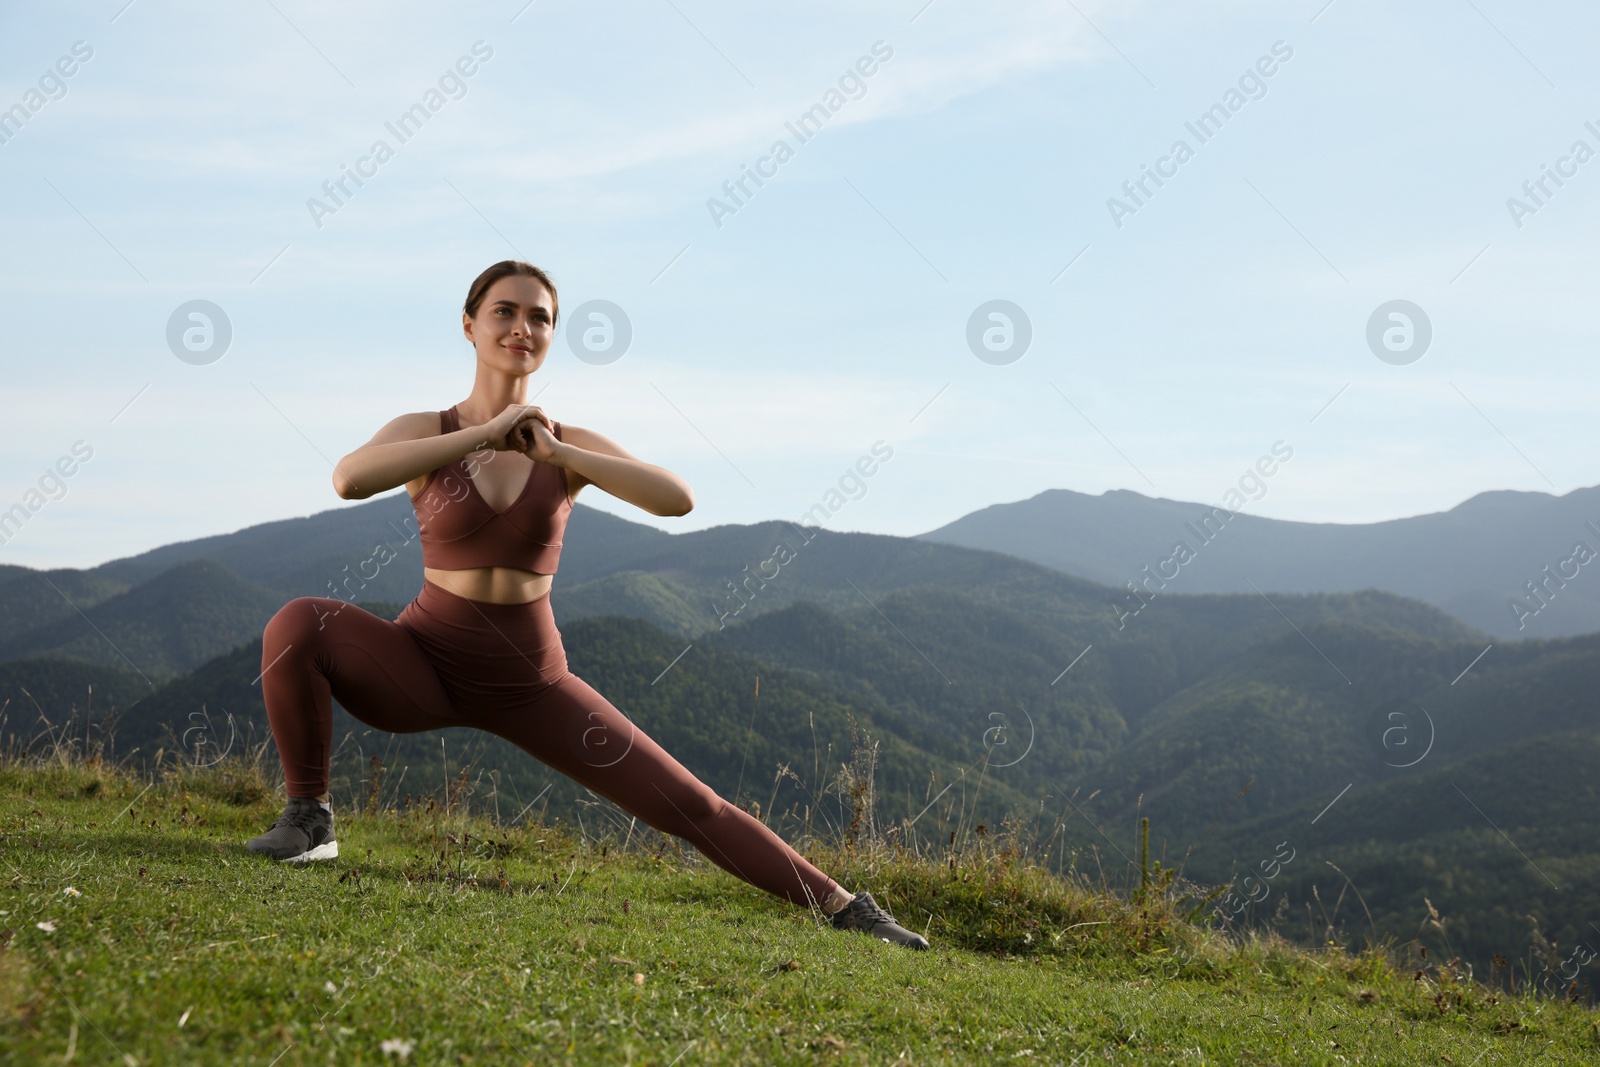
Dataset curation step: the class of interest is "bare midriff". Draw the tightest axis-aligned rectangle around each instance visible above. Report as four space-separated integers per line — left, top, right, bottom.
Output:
421 566 553 604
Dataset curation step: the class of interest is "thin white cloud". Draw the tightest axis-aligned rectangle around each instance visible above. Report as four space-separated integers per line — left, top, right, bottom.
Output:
39 0 1132 189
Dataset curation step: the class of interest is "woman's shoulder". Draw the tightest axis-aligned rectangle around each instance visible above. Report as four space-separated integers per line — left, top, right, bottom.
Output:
368 410 453 502
370 408 450 445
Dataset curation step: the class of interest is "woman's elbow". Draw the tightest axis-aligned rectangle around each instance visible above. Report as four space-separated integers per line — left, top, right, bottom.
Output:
659 490 693 517
332 467 364 500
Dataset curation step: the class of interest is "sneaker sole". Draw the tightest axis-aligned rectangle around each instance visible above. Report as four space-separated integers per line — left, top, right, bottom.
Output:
281 840 339 864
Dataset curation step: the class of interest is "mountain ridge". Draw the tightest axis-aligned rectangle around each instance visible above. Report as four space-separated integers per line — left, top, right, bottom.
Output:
917 482 1600 639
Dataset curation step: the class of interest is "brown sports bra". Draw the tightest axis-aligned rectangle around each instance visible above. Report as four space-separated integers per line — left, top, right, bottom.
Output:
411 404 573 574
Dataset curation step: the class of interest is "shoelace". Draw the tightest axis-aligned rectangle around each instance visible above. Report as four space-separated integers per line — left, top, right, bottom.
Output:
271 802 325 835
841 896 897 929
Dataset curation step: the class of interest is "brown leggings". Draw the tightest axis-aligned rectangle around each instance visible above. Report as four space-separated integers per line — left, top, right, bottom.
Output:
259 579 841 910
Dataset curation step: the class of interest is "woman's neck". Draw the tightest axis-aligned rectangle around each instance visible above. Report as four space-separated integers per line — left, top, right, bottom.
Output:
459 370 533 425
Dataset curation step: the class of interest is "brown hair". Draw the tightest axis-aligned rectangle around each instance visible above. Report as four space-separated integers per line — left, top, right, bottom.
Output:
463 260 559 330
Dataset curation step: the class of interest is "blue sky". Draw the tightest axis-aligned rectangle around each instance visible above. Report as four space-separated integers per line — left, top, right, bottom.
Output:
2 0 1597 570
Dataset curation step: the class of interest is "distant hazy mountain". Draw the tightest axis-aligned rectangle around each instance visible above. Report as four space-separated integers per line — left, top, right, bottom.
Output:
916 485 1600 639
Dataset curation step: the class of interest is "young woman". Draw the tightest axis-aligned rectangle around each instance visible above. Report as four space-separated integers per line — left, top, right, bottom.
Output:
247 260 928 949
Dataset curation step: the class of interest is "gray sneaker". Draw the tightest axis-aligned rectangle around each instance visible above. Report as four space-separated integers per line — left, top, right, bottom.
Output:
246 797 338 863
830 891 929 949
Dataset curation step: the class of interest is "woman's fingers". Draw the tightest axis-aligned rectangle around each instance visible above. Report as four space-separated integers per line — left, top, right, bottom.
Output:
484 404 553 453
514 413 550 442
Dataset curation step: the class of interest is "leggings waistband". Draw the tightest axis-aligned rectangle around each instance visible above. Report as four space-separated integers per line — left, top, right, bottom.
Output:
416 576 547 609
401 578 567 694
409 578 557 638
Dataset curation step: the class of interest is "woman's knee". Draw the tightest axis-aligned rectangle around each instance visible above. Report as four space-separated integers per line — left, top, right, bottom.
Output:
263 596 351 652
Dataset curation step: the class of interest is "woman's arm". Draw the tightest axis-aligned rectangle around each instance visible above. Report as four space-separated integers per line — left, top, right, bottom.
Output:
554 423 694 517
332 405 540 500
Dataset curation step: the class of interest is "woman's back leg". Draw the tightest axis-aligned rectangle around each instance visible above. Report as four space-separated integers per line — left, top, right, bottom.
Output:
476 670 842 911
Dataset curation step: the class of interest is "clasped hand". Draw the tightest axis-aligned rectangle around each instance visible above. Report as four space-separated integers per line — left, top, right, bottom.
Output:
478 403 561 464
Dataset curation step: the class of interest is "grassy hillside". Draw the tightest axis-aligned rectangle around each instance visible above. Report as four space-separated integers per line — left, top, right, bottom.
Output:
5 547 1597 1006
2 754 1597 1065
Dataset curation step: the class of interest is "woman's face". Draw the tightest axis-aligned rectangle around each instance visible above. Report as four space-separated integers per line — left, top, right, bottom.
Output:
462 275 555 372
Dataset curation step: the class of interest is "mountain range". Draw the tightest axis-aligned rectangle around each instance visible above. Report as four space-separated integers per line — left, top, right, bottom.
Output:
918 484 1600 640
1 481 1595 982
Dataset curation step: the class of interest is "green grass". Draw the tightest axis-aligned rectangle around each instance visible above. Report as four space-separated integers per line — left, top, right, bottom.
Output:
2 755 1596 1066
